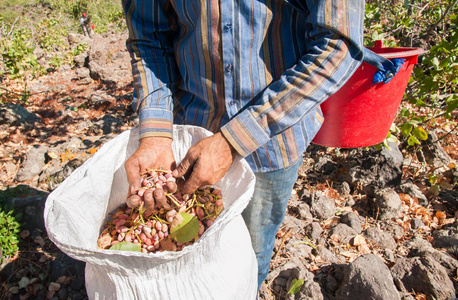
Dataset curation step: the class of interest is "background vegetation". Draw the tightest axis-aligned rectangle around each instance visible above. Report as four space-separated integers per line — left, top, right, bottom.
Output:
365 0 458 147
0 0 124 80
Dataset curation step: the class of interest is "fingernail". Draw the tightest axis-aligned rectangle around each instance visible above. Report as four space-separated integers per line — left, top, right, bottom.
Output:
172 170 178 177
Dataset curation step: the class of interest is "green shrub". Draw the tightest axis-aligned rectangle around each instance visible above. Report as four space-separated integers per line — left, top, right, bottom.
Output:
365 0 458 147
0 25 42 79
0 205 21 263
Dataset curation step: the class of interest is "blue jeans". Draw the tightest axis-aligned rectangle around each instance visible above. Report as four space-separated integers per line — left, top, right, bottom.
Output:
242 158 302 290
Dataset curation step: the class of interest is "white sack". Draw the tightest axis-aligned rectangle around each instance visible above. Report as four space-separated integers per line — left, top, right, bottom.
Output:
44 125 258 300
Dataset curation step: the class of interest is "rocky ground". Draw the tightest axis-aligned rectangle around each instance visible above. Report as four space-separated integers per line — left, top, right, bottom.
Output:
0 31 457 300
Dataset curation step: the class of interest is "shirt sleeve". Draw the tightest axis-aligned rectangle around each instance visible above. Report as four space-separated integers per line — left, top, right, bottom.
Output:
221 0 365 157
123 0 179 140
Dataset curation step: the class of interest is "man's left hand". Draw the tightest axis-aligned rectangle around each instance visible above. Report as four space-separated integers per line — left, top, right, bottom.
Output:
172 132 237 194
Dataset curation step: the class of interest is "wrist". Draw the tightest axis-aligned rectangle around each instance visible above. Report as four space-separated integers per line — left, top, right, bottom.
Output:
216 132 237 157
140 136 173 148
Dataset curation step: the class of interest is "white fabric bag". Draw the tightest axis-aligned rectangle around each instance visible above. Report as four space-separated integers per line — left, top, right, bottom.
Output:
44 125 258 300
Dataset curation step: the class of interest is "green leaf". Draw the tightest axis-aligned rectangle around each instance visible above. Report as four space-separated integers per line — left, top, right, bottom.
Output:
400 108 410 118
407 135 421 146
387 134 398 144
400 123 413 137
382 139 390 150
412 126 428 141
446 99 458 113
170 212 200 243
431 57 440 67
409 117 423 125
373 143 383 151
287 278 304 295
109 242 142 252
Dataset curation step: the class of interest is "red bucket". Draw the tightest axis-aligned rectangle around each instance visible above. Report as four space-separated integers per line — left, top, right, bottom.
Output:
312 43 424 148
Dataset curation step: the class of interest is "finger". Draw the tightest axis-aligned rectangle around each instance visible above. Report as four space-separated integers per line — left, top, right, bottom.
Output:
179 164 202 194
125 159 141 196
172 151 195 179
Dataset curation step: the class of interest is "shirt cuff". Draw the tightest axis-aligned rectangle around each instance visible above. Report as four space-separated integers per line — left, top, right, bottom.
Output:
220 110 270 158
138 108 173 140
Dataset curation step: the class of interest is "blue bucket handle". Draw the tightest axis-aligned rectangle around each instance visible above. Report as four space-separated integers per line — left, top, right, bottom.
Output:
363 47 405 84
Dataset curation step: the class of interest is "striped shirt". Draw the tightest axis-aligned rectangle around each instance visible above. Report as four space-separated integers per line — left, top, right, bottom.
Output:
123 0 365 172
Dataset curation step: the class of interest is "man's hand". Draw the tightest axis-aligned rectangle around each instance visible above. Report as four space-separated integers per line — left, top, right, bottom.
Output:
172 132 237 194
125 136 175 197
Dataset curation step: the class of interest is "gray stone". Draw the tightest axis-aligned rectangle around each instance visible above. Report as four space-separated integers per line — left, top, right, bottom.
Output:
329 224 358 243
285 236 314 258
282 215 307 235
89 93 111 106
305 222 323 240
268 258 324 300
16 145 48 182
87 34 131 86
410 218 424 229
315 246 343 264
5 189 48 232
397 181 428 206
365 227 397 250
78 77 93 85
384 249 395 262
404 236 433 252
374 188 402 220
437 190 458 215
433 227 458 257
339 141 403 190
336 181 351 197
50 253 85 283
444 167 458 185
297 203 313 222
76 67 90 79
73 51 88 68
344 197 356 207
95 115 123 135
70 276 85 291
335 254 400 300
409 245 458 278
391 254 455 300
67 33 91 45
57 286 68 299
309 191 335 220
42 157 89 191
419 131 452 168
340 212 362 233
385 223 405 240
0 103 42 125
324 274 339 293
315 155 336 175
5 162 16 174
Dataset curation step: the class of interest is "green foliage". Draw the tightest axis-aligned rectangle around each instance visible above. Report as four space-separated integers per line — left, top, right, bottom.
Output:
170 212 200 244
0 24 42 79
0 204 22 263
72 42 88 57
109 242 141 252
287 278 304 295
365 0 458 147
36 18 69 52
0 0 124 83
47 0 125 33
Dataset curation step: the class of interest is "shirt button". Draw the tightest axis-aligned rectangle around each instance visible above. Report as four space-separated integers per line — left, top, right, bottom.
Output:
223 23 232 33
225 64 233 73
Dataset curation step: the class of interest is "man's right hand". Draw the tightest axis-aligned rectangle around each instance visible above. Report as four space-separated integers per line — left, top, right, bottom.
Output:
125 136 176 198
